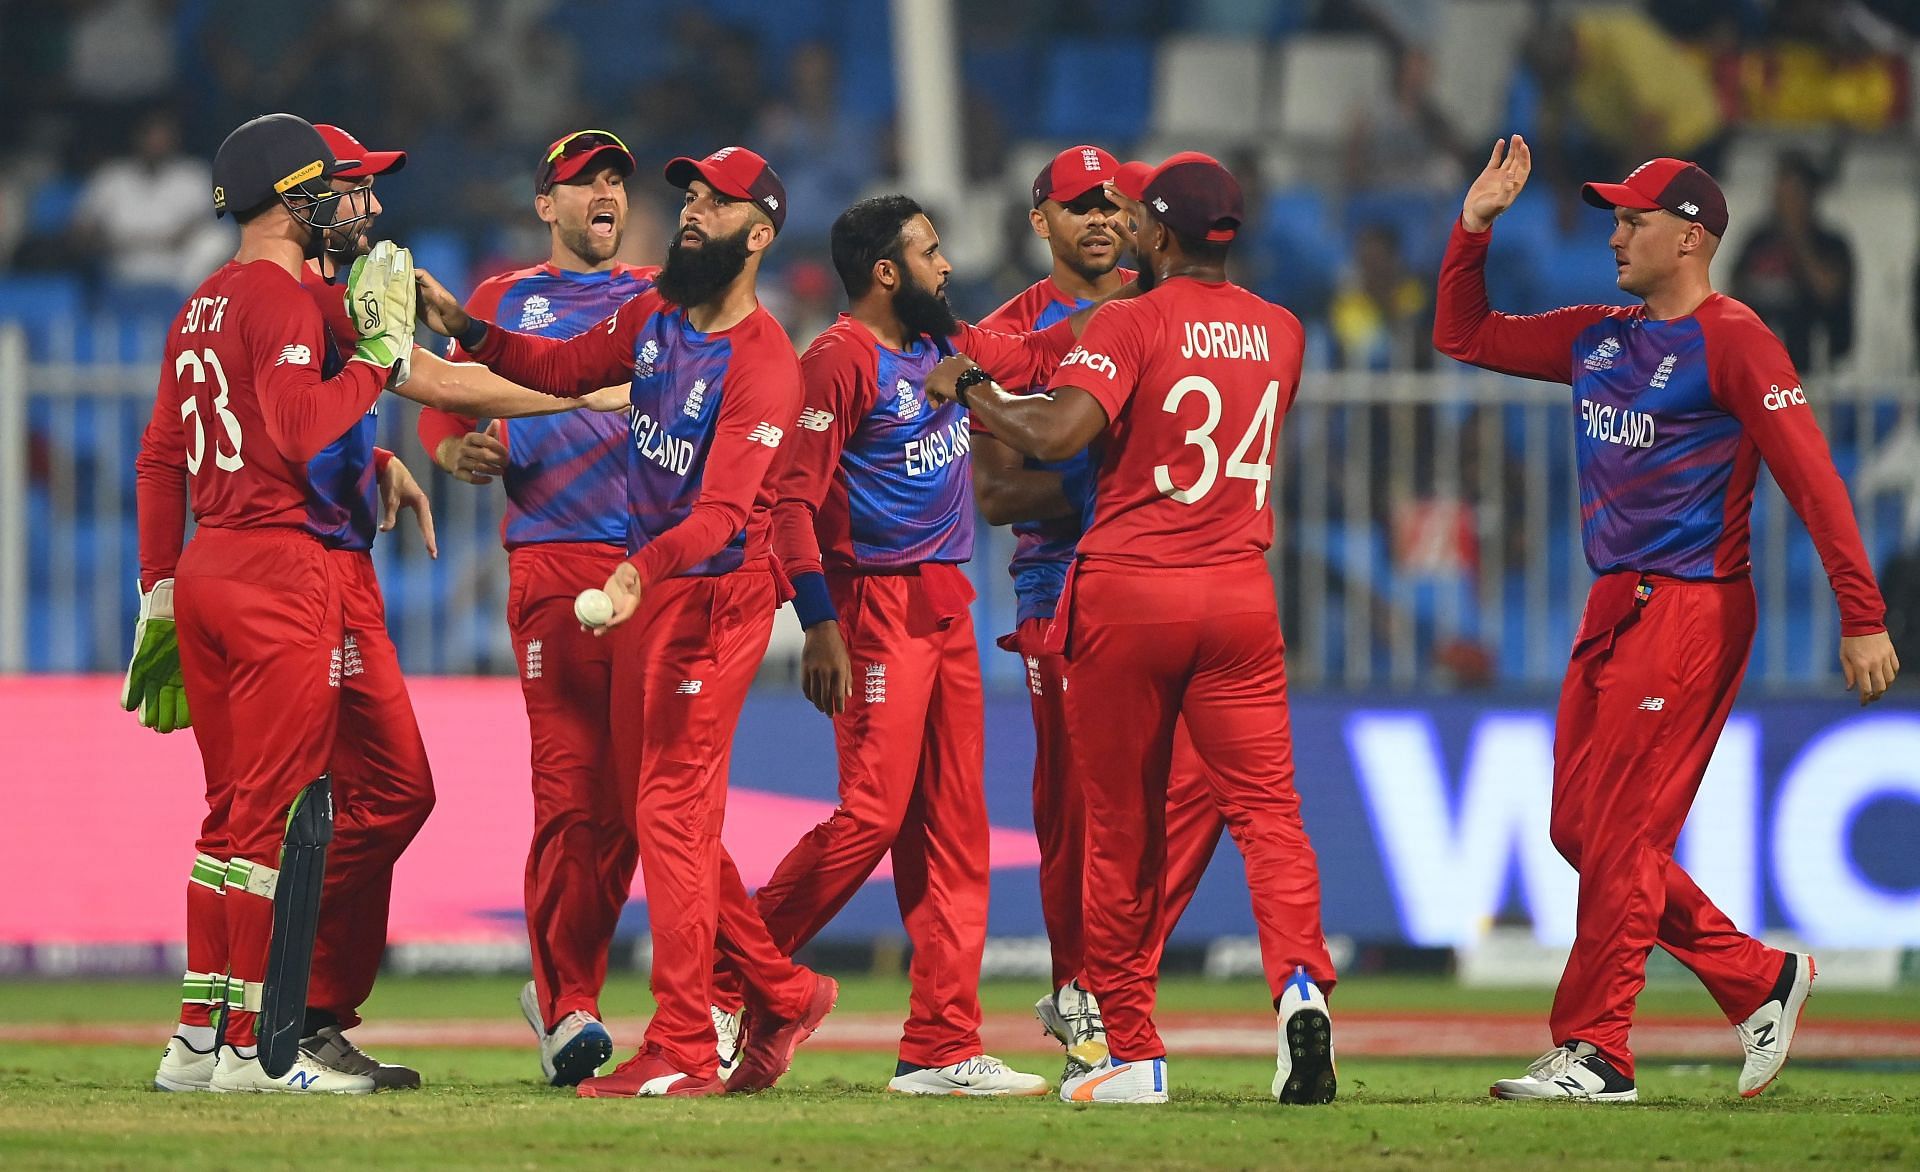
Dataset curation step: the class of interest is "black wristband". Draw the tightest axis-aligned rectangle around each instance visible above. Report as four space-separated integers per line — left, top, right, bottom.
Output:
952 366 992 407
458 317 490 353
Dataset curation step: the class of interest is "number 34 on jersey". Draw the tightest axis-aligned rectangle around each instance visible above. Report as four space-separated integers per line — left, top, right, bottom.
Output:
1154 375 1280 508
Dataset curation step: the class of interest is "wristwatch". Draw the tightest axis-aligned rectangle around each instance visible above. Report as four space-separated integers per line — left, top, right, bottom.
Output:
952 366 993 407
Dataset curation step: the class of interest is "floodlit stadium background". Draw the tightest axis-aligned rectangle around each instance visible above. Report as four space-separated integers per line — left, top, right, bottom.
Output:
1 0 1916 976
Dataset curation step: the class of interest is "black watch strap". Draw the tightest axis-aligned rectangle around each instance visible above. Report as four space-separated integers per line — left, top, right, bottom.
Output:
953 366 992 407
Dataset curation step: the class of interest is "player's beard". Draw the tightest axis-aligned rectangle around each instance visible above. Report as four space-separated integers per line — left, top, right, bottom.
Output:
658 225 752 309
892 275 958 341
1064 231 1121 285
558 211 622 268
1132 239 1160 292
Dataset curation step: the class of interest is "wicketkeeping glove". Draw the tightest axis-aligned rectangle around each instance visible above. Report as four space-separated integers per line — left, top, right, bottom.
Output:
347 240 417 385
121 578 190 733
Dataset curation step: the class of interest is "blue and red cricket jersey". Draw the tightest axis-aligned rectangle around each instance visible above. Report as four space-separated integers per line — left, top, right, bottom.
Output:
977 273 1131 624
300 268 385 550
418 263 654 547
772 314 1077 626
1434 219 1884 634
467 287 804 585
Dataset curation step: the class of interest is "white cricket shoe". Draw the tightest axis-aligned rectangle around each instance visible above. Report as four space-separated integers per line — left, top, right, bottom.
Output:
153 1031 217 1092
208 1044 375 1094
1060 1056 1169 1104
886 1054 1050 1097
1738 953 1816 1097
1491 1042 1638 1103
518 980 612 1087
712 1004 743 1081
1035 980 1108 1080
1273 966 1338 1104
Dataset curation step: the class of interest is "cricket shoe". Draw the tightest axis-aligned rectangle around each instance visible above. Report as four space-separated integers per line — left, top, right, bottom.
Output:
576 1047 724 1098
1490 1041 1638 1103
726 973 838 1094
208 1044 375 1094
300 1023 421 1090
1060 1056 1169 1104
1273 966 1337 1105
519 980 612 1087
1035 980 1108 1081
712 1004 743 1082
1737 952 1816 1097
153 1031 217 1092
886 1054 1050 1097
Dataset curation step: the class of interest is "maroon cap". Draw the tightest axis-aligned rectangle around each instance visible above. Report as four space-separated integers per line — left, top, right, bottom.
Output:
315 124 406 179
664 146 787 234
1582 157 1728 237
1032 144 1119 208
1112 151 1243 243
537 128 636 196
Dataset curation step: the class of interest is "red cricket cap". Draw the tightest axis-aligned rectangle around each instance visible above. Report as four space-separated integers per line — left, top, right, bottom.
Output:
537 128 636 195
664 145 787 234
315 124 406 179
1112 151 1243 243
1582 157 1728 237
1032 144 1119 208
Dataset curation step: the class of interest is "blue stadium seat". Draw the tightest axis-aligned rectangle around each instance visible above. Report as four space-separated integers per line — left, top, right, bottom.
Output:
835 0 895 119
1253 187 1343 314
963 43 1040 135
26 180 82 235
407 230 471 305
544 0 672 88
1343 188 1455 273
0 275 87 361
1039 41 1152 142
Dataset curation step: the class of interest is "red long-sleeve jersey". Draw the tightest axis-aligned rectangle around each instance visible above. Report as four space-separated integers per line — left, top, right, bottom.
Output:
1433 219 1885 635
135 260 388 587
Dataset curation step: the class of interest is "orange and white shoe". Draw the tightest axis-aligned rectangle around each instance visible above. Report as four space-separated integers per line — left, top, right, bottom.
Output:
1060 1056 1169 1105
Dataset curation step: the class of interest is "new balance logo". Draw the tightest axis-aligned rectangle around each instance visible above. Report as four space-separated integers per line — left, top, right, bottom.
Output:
798 408 834 432
1638 696 1665 711
675 680 703 695
763 195 779 211
1151 197 1169 213
288 1070 320 1090
1678 201 1700 216
1752 1022 1776 1049
747 423 784 448
276 344 312 366
524 639 543 680
1553 1076 1585 1095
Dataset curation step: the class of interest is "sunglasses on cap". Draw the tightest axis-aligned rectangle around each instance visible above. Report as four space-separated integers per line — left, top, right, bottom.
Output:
547 128 631 164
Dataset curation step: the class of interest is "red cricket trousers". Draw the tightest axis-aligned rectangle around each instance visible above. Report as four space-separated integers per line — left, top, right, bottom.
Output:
1005 616 1225 991
1548 571 1782 1077
1059 558 1335 1062
743 564 989 1068
311 548 436 1030
175 527 346 1048
610 564 819 1079
507 541 635 1029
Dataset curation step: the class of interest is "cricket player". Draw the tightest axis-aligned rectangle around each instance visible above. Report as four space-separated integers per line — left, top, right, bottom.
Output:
416 146 837 1098
724 194 1083 1096
926 152 1339 1107
134 113 420 1094
1435 137 1898 1102
418 128 657 1086
973 145 1226 1077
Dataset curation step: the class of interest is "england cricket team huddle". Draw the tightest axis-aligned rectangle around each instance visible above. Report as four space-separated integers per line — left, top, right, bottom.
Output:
129 111 1898 1106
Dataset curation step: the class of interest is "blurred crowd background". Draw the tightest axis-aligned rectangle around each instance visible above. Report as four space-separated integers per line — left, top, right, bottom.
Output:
3 0 1918 689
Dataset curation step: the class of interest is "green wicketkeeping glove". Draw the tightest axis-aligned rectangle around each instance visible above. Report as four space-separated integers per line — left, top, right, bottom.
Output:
347 240 417 384
122 578 190 733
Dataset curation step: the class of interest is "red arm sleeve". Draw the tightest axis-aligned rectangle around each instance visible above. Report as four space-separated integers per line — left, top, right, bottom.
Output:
950 318 1078 388
244 283 387 464
1432 219 1614 384
772 336 867 581
627 338 805 587
135 343 189 589
1707 314 1887 636
468 289 654 398
419 273 517 450
1044 300 1149 423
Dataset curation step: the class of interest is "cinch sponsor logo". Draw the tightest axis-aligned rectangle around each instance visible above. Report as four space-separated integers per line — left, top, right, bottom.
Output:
1061 346 1117 380
1180 320 1270 361
1765 384 1807 411
904 419 972 477
629 411 695 475
798 408 834 432
1580 398 1656 449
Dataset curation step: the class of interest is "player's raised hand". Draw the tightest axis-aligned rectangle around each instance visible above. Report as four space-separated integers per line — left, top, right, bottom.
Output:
378 455 438 559
801 620 854 717
1840 631 1899 706
1461 135 1532 233
925 354 979 407
414 266 471 339
595 561 643 635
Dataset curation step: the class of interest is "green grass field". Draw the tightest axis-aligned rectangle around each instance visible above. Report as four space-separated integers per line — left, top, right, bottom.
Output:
3 974 1916 1170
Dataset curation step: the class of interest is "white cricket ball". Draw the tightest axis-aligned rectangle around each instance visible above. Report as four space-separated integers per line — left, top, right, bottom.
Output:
574 588 615 628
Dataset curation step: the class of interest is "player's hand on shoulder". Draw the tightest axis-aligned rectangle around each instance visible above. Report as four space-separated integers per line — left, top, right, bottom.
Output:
801 620 853 717
925 354 980 407
1461 134 1531 233
414 266 471 339
1840 631 1899 706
